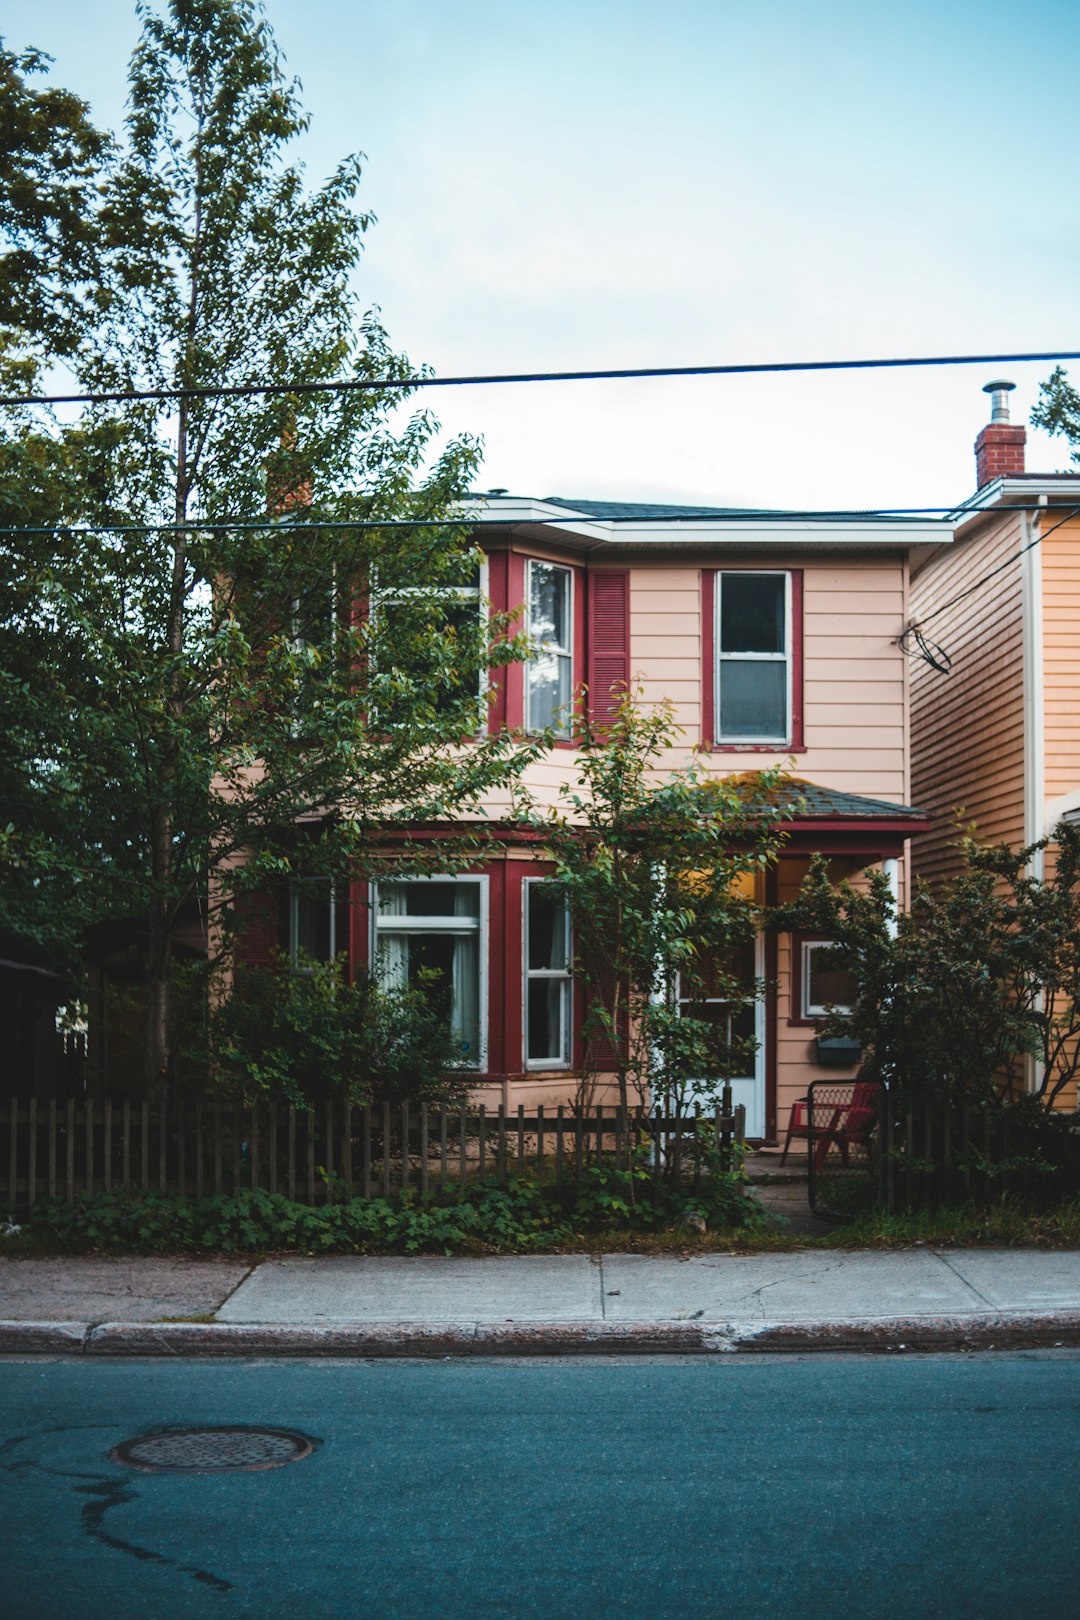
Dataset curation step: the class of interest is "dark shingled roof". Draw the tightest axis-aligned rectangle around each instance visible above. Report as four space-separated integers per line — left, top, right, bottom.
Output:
540 497 921 524
786 784 926 820
543 497 784 520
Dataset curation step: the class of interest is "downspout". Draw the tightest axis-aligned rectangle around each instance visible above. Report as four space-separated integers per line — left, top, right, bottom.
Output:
1022 507 1045 874
1021 507 1045 1091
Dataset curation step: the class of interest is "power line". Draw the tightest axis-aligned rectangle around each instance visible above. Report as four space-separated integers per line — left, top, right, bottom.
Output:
3 348 1079 410
899 503 1080 671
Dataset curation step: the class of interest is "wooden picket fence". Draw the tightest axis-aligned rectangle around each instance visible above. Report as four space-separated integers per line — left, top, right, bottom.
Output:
0 1097 746 1210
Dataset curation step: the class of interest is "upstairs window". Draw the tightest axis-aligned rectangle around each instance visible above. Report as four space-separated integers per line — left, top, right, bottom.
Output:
524 881 572 1067
525 560 573 737
373 557 487 724
716 572 790 743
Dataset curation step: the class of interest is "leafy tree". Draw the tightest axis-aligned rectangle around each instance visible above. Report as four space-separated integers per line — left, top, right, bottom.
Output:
0 2 532 1089
518 689 791 1114
781 824 1080 1109
1032 366 1080 458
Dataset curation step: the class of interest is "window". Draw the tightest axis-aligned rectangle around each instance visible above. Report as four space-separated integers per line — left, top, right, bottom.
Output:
677 936 760 1067
525 560 573 737
715 571 790 743
524 881 572 1067
373 556 487 721
800 940 856 1020
373 877 486 1067
289 879 336 964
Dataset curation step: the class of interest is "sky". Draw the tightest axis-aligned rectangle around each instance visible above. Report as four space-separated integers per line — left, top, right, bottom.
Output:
6 0 1080 511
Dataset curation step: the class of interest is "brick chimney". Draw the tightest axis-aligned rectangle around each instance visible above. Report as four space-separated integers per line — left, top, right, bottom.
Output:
975 379 1025 487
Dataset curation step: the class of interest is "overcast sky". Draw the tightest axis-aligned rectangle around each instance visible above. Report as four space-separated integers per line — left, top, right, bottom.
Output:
6 0 1079 510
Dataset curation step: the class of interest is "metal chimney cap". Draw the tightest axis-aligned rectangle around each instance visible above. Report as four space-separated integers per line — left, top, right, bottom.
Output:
983 379 1016 423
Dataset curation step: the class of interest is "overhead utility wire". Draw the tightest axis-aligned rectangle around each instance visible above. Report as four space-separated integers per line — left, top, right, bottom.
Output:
3 348 1080 410
899 503 1080 673
0 508 959 537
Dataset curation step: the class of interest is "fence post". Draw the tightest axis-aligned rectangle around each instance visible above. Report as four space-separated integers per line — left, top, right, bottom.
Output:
556 1106 565 1185
48 1099 57 1200
9 1099 19 1208
85 1098 94 1195
343 1100 353 1200
420 1104 429 1204
27 1098 37 1208
401 1103 410 1193
66 1098 75 1203
439 1108 448 1195
362 1105 371 1200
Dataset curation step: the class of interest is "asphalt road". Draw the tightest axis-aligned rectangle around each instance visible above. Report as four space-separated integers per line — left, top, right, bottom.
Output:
2 1353 1079 1619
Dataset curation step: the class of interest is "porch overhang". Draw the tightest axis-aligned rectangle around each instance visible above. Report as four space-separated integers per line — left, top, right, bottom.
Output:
779 782 929 860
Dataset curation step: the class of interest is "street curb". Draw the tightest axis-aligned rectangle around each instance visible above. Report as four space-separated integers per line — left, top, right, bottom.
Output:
3 1312 1080 1357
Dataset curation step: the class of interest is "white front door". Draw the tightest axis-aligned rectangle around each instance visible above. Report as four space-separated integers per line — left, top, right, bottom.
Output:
679 933 766 1139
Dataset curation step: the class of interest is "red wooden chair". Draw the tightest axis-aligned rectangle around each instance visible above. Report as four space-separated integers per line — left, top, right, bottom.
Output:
780 1080 878 1170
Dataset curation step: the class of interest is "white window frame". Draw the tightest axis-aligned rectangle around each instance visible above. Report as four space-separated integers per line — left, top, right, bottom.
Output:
715 570 792 745
523 878 573 1069
800 940 854 1019
525 559 573 739
289 878 337 967
371 553 490 723
371 874 488 1071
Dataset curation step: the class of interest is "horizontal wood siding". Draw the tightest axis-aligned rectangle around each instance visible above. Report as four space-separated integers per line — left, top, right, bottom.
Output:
1042 517 1080 807
910 515 1026 884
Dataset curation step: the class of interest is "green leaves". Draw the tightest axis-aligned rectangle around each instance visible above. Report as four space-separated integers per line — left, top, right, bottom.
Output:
780 822 1080 1109
519 686 793 1112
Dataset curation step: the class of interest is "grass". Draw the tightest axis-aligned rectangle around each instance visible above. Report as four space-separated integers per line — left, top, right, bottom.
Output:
4 1199 1080 1258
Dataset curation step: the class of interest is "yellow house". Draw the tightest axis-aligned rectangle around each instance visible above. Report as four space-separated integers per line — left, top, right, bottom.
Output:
909 381 1080 1101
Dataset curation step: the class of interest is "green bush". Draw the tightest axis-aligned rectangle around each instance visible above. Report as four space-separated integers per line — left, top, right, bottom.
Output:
12 1158 766 1256
208 954 469 1111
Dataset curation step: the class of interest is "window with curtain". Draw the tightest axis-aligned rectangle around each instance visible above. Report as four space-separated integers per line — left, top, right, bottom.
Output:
524 881 572 1067
525 560 572 737
373 878 484 1066
716 571 790 742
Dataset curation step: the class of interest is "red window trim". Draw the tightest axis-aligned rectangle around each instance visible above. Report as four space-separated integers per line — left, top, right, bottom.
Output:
701 568 804 752
486 548 585 738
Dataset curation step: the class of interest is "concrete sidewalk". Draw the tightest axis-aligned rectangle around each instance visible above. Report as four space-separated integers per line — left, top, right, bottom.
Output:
3 1248 1080 1355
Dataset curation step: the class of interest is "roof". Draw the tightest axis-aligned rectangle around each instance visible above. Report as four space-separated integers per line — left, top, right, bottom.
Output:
785 783 926 820
542 496 924 526
543 497 794 521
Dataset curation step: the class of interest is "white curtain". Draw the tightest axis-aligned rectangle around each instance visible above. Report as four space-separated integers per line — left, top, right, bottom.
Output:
451 885 480 1060
375 884 408 990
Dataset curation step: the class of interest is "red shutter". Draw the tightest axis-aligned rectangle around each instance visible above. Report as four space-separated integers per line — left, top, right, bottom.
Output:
235 885 283 968
587 570 630 731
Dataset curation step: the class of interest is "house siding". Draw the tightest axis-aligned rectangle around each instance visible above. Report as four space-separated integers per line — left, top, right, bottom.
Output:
910 513 1026 884
1043 516 1080 810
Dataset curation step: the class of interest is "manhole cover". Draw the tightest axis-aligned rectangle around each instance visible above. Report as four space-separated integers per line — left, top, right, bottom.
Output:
110 1427 315 1474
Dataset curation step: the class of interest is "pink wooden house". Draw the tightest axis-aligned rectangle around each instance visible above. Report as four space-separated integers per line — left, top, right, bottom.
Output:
245 496 947 1143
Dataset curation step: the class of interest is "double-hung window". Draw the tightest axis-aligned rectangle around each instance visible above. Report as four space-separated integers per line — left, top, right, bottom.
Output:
373 877 486 1068
289 879 336 965
373 556 487 722
525 560 573 737
524 881 572 1067
716 571 791 743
